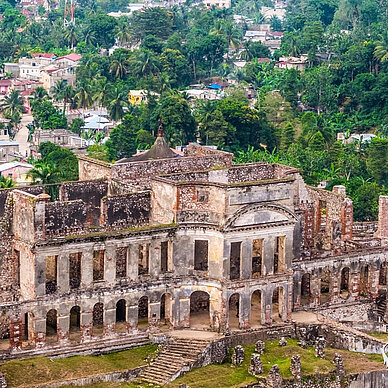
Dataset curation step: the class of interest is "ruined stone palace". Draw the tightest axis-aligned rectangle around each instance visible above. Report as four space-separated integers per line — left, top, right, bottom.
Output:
1 133 388 358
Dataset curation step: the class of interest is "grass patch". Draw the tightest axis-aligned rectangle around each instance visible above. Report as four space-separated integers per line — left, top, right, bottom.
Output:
366 332 388 341
1 344 157 388
166 339 385 388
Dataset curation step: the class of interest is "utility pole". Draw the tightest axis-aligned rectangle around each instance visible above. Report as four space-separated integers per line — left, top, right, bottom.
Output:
64 0 75 27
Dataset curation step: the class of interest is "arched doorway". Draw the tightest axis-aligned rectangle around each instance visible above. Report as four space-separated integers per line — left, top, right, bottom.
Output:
190 291 210 329
22 312 34 349
138 296 149 330
340 267 350 299
272 287 284 323
160 293 172 329
46 309 57 344
69 306 80 343
250 290 262 328
360 265 370 298
115 299 126 333
228 293 240 330
301 273 311 305
92 303 104 336
320 268 331 304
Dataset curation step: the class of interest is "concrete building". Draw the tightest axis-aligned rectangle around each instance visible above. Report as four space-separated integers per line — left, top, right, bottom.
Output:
0 131 388 368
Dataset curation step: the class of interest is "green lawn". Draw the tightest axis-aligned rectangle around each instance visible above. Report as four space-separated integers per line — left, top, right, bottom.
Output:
366 332 388 342
166 339 385 388
1 344 157 388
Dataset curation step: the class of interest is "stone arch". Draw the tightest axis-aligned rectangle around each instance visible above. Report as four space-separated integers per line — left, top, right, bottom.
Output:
138 296 149 331
228 293 240 330
69 306 80 343
272 286 285 323
223 203 298 231
301 273 311 305
340 267 350 299
190 291 210 329
320 268 331 304
160 293 173 328
46 309 57 344
92 303 104 336
250 289 263 327
115 299 127 333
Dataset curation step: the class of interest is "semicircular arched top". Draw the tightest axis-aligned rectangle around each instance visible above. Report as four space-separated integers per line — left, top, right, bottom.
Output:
223 203 298 231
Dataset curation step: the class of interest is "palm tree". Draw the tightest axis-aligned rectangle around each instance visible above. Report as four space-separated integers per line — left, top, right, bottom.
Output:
27 161 61 185
0 89 26 116
109 53 129 79
83 27 97 46
92 78 109 108
93 131 105 145
116 23 132 48
62 85 75 113
106 86 128 122
52 80 67 102
374 32 388 62
134 50 160 78
74 81 93 109
0 176 16 188
64 25 78 50
31 87 48 103
211 21 240 52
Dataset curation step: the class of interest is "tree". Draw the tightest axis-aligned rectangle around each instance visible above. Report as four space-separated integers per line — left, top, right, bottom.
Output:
159 48 190 88
281 122 295 151
156 93 196 146
27 161 62 185
131 8 173 41
374 32 388 62
106 85 128 122
87 13 117 48
309 131 325 151
199 109 230 148
109 52 130 79
105 114 139 160
0 176 15 188
0 89 26 117
75 80 93 109
367 137 388 185
353 182 381 221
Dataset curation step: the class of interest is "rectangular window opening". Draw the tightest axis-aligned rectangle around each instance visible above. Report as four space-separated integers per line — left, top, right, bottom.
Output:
252 239 263 278
161 241 169 273
274 236 286 274
194 240 208 271
116 247 127 279
138 244 149 275
69 252 81 289
93 250 105 281
45 255 57 294
230 242 241 280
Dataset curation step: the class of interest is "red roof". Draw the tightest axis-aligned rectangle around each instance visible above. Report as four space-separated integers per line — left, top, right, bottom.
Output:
0 80 12 86
257 58 271 63
56 53 82 62
32 53 56 59
271 31 283 37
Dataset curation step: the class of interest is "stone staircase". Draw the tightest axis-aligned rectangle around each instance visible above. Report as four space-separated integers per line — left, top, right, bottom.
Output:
138 337 212 385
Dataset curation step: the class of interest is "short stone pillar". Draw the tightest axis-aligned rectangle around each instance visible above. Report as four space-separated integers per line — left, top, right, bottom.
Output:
267 364 282 388
248 353 263 376
232 345 244 366
290 354 301 383
278 337 287 346
255 340 265 354
333 185 346 195
333 353 345 379
0 371 7 388
315 336 326 358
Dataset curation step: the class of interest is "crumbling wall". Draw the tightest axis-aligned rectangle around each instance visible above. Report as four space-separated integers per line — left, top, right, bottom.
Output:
377 196 388 244
111 154 233 189
44 200 87 238
101 192 151 230
227 163 275 183
78 156 112 181
60 180 108 226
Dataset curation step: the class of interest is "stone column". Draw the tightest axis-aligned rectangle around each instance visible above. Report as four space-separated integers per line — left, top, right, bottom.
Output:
57 252 69 294
148 301 160 332
9 319 22 351
149 241 160 278
241 239 252 280
33 318 46 349
286 284 292 321
127 304 138 331
80 311 92 342
35 253 46 297
104 306 116 338
81 250 93 288
239 293 250 329
104 245 116 286
294 272 302 308
310 274 321 307
179 297 190 328
263 236 274 275
265 289 272 325
57 314 70 346
128 244 138 282
351 271 360 301
370 267 379 300
330 274 339 304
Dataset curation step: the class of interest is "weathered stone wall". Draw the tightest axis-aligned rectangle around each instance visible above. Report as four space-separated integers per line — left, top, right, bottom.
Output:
78 156 111 181
377 196 388 244
101 192 150 230
60 180 108 227
111 154 233 188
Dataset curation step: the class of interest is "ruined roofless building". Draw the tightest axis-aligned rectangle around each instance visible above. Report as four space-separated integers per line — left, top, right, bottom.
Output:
0 131 388 357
